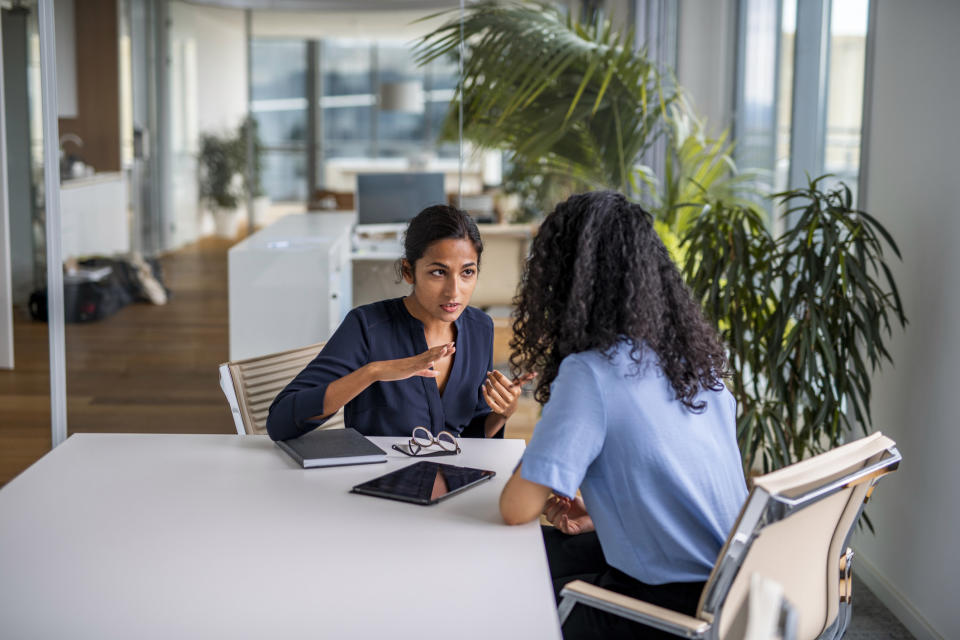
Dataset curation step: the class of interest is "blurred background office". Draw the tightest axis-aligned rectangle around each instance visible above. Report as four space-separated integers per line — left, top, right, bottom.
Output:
1 1 958 638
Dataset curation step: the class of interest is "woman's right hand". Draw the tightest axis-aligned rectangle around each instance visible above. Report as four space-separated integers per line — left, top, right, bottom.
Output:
371 342 455 382
543 495 595 535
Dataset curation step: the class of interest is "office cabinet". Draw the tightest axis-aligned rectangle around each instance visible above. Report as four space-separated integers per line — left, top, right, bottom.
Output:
228 213 354 361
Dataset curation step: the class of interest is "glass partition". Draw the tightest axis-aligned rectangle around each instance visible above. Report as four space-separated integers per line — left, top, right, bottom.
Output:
0 0 52 484
3 0 546 473
34 1 467 444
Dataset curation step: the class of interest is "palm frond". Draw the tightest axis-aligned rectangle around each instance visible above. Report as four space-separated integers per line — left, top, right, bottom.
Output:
415 1 674 191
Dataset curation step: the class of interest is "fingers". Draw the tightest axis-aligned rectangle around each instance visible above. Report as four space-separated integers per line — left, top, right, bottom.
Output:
544 500 569 524
482 384 509 414
487 370 536 395
487 371 516 398
516 372 538 385
409 343 454 377
483 377 511 407
424 342 455 360
543 495 571 525
562 515 582 535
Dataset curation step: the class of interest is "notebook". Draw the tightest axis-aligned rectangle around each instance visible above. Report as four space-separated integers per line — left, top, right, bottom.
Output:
275 428 387 468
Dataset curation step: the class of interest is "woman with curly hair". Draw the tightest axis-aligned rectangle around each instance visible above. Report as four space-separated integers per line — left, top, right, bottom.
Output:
499 191 747 639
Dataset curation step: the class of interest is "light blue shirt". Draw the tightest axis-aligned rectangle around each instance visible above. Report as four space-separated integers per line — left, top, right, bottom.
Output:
520 342 748 585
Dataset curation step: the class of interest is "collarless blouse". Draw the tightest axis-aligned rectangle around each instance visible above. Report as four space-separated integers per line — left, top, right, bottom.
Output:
266 297 494 441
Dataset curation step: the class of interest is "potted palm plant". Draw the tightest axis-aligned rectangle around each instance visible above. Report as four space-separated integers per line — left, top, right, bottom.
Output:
681 178 907 474
415 1 749 219
416 2 907 480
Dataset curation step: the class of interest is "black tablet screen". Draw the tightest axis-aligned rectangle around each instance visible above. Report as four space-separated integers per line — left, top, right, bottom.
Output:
351 461 495 504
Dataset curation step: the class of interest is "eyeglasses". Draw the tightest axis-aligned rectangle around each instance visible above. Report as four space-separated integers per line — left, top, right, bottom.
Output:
392 426 462 457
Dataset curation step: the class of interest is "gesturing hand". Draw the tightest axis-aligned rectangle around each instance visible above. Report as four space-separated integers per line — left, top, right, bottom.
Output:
543 495 594 535
482 370 536 419
375 343 455 382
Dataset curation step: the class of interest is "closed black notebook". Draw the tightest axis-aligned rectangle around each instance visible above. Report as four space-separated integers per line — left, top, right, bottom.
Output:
275 428 387 468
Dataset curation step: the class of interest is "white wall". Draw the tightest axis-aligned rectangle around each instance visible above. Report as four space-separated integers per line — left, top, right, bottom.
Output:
166 1 247 249
851 2 960 639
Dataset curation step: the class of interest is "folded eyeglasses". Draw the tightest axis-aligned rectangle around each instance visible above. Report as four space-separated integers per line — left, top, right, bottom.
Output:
392 426 462 457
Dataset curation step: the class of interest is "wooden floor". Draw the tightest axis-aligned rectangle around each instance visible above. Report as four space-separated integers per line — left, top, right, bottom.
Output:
0 237 236 487
0 237 537 487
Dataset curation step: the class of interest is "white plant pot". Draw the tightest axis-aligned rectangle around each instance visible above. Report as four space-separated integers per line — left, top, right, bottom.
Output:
253 196 271 227
212 206 242 238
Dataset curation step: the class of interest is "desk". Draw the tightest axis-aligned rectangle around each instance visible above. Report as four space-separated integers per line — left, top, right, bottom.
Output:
228 213 355 360
0 434 561 639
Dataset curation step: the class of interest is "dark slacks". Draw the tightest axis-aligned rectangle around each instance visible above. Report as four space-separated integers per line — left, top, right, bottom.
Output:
543 526 706 640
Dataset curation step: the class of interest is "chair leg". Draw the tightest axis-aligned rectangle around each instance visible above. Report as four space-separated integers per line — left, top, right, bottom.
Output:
558 595 576 626
834 549 855 639
817 549 855 640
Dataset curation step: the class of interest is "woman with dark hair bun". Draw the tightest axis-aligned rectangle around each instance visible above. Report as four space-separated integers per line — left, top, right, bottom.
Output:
498 191 747 639
266 204 533 442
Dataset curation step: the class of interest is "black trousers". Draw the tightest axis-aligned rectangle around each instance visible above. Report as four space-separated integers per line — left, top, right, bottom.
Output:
543 526 706 640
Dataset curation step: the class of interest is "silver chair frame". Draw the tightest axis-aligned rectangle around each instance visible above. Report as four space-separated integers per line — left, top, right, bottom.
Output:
558 443 901 640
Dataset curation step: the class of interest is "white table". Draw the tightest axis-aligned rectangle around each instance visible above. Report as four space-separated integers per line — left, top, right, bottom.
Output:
0 434 562 640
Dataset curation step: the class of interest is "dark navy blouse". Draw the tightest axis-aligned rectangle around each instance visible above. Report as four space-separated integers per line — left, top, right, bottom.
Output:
266 298 494 441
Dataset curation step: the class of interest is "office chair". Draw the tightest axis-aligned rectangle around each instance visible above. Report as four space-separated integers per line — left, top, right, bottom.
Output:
558 432 900 640
218 342 344 435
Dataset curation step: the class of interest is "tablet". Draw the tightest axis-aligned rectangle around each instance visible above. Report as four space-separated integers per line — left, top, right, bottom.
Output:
350 460 496 506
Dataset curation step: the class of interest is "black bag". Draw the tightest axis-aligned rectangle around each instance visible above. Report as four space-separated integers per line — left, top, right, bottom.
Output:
28 288 47 321
79 257 170 303
28 278 131 323
28 256 170 323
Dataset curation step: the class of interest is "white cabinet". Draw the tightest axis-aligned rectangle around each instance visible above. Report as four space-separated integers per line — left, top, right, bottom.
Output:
228 212 354 361
59 172 129 259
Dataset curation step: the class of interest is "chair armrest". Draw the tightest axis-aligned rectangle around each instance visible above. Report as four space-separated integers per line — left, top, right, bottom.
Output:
560 580 709 638
218 363 246 435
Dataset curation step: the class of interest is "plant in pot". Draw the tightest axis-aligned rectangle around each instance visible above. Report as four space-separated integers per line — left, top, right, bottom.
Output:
416 2 908 487
237 116 270 227
680 177 907 494
198 131 244 238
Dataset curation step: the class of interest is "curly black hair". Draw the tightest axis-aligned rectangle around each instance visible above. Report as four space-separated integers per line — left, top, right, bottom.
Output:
509 191 728 412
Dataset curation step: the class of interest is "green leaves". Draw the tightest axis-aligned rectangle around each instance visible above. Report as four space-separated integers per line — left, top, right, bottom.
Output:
199 117 261 209
414 1 672 192
198 132 243 210
414 4 907 483
683 178 907 473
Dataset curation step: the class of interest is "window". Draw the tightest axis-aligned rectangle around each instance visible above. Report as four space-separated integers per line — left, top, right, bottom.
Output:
823 0 869 200
252 37 460 199
734 0 871 209
321 39 375 159
251 39 308 201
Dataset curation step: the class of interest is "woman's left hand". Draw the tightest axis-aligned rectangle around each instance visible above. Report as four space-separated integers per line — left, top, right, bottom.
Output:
483 370 536 419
